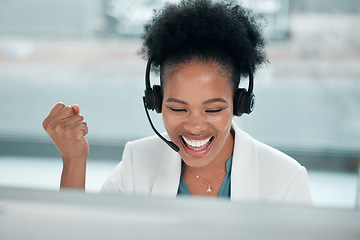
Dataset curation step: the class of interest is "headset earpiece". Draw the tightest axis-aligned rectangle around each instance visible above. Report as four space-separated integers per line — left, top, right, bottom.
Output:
233 89 255 116
233 62 256 116
233 87 256 116
144 86 163 113
144 58 163 113
152 85 163 113
144 84 163 113
233 88 244 116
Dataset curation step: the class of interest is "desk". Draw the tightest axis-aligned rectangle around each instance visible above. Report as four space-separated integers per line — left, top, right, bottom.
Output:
0 187 359 240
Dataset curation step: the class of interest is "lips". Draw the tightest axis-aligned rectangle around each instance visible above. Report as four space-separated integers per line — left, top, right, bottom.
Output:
181 136 213 151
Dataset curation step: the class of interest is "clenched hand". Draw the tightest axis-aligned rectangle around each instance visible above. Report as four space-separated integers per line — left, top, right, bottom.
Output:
43 103 89 189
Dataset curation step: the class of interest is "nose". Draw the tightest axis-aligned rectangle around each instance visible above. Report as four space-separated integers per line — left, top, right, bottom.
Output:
183 112 207 134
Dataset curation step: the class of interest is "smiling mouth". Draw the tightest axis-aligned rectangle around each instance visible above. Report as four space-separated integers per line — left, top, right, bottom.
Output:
181 136 214 151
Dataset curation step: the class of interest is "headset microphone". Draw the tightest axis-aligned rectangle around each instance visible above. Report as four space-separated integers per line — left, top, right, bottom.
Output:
143 97 180 152
143 57 179 152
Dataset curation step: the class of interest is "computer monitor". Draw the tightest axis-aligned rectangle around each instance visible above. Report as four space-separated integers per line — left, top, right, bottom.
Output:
0 187 359 240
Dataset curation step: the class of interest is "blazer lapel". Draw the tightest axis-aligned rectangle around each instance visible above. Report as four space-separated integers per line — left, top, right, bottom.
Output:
230 122 258 202
150 146 182 198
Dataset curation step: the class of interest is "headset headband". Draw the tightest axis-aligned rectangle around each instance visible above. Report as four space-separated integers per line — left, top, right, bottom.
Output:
145 57 254 93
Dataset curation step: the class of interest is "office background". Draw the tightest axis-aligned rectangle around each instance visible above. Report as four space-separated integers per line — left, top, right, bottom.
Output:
0 0 359 209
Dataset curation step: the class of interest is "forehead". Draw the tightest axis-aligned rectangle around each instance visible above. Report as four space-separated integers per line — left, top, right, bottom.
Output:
162 60 234 100
162 58 233 87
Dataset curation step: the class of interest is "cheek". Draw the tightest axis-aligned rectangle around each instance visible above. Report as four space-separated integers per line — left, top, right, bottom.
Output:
208 110 233 133
162 109 179 135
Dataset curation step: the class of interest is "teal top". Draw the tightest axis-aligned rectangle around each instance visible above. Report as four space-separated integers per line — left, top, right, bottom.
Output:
177 156 232 197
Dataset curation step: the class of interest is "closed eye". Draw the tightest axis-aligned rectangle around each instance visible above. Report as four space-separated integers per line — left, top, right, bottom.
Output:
169 108 187 112
205 109 224 113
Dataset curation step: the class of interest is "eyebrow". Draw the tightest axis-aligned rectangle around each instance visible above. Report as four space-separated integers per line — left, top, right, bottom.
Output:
165 98 188 105
203 98 227 104
165 98 227 105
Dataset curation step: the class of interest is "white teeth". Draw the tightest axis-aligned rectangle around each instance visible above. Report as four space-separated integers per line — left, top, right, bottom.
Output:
182 136 212 148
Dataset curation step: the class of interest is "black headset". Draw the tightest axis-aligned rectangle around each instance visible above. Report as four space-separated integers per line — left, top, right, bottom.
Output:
142 57 255 152
232 61 256 116
144 57 255 116
144 57 163 114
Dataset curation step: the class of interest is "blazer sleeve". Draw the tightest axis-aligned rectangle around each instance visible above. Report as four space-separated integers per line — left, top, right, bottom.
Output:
99 142 134 195
282 166 313 206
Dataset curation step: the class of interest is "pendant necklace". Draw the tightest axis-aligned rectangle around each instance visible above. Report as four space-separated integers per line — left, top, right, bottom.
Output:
196 172 227 193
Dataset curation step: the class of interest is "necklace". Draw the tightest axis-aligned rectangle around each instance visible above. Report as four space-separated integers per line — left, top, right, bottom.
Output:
196 172 227 193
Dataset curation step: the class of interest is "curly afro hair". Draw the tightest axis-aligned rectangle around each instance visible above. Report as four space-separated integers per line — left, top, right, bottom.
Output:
140 0 267 88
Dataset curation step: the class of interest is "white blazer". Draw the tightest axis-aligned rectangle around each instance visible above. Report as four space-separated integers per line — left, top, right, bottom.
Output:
101 122 313 205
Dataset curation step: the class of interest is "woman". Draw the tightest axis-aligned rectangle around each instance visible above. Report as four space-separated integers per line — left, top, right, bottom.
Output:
43 0 312 204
